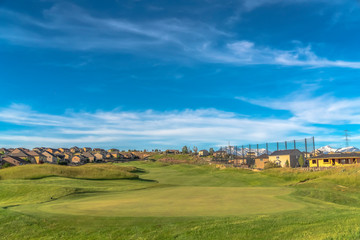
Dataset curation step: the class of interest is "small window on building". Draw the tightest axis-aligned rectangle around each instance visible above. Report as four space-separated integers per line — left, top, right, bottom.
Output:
260 158 263 161
323 159 329 163
312 160 316 164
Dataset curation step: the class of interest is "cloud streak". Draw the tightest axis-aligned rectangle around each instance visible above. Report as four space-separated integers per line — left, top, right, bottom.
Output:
238 90 360 125
1 3 360 69
0 104 320 148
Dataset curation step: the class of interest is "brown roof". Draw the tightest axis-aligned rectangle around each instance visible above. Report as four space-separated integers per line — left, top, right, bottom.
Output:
10 148 30 158
2 156 29 165
270 149 301 156
310 153 360 159
255 154 269 159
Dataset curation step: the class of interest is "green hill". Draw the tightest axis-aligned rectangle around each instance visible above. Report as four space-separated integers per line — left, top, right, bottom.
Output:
2 162 360 239
0 163 139 180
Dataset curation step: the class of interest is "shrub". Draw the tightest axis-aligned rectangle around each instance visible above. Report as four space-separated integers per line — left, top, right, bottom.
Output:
1 163 11 169
264 161 281 170
285 160 289 167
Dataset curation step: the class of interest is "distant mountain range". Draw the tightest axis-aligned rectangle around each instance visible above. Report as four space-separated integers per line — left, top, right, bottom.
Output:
317 145 360 154
220 146 271 156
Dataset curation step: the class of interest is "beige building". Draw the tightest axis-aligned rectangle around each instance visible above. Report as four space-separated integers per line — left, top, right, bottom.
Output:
269 149 302 168
42 151 58 164
83 147 92 152
2 156 29 166
198 150 209 157
27 151 46 164
71 155 87 164
254 154 269 169
82 152 96 162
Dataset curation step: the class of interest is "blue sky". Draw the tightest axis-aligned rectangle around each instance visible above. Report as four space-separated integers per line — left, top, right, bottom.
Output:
1 0 360 149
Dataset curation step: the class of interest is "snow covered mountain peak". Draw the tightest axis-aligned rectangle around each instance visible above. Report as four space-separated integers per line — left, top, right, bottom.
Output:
317 145 360 154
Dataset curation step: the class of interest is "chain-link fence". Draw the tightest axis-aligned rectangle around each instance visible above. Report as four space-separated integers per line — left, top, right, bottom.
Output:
215 137 315 165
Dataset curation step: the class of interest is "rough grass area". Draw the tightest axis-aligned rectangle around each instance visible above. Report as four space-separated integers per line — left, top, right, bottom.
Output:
29 187 303 217
0 164 139 180
3 162 360 239
149 153 210 163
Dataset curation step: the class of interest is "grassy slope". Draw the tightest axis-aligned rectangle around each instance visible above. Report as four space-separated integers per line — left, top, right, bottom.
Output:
2 162 360 239
0 163 139 180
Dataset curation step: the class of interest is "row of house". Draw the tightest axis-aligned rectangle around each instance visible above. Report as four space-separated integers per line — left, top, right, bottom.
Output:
0 147 142 167
250 149 360 169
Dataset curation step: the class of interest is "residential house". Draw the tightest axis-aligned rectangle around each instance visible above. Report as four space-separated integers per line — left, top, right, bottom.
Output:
83 147 92 152
247 152 256 158
107 149 122 159
93 148 105 153
308 153 360 167
254 154 269 169
27 151 46 164
9 148 34 163
46 148 58 154
2 156 29 166
122 152 136 159
82 152 96 162
71 155 87 164
63 152 73 161
32 147 45 153
58 148 70 153
70 146 80 153
198 150 209 157
213 150 227 158
165 149 180 154
269 149 302 168
42 151 58 164
0 148 9 154
94 152 106 161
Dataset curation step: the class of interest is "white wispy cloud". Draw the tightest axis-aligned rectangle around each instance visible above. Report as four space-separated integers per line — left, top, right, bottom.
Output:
1 3 360 69
200 41 360 69
238 91 360 125
0 104 320 148
241 0 343 12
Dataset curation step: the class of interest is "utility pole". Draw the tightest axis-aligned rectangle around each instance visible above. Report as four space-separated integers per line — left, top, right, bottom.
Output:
344 130 350 147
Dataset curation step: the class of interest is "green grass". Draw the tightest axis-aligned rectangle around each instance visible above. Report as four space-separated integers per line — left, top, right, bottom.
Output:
0 163 139 180
2 162 360 239
23 187 303 217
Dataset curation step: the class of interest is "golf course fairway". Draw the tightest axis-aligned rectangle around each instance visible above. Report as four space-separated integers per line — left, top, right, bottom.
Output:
2 162 360 239
19 186 304 217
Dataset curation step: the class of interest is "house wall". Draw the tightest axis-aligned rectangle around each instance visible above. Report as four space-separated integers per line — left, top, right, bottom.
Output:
269 153 301 168
309 157 360 167
269 155 291 167
255 158 268 169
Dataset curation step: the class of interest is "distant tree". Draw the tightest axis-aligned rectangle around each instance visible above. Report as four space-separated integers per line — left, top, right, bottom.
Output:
298 155 305 167
285 160 290 167
209 148 214 155
264 162 281 170
182 146 189 154
193 146 198 155
2 163 11 169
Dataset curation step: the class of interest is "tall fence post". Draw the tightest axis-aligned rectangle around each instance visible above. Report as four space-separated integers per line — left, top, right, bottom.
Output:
285 141 287 150
257 144 259 156
277 142 279 151
266 143 269 155
312 136 315 153
235 146 238 165
294 140 296 149
305 138 308 158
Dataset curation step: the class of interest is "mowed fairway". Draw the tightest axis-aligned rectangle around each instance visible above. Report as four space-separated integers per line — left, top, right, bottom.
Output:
30 186 303 217
3 162 360 239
